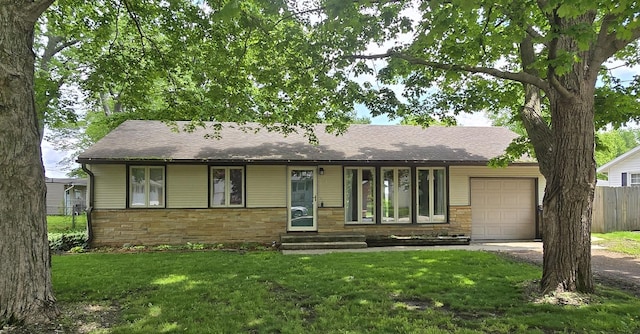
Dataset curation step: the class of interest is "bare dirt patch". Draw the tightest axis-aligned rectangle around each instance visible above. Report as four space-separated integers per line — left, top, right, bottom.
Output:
519 280 594 306
264 281 317 327
1 302 120 334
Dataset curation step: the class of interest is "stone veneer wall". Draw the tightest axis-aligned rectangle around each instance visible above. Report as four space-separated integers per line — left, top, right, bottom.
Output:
90 208 287 246
318 205 472 237
90 206 472 246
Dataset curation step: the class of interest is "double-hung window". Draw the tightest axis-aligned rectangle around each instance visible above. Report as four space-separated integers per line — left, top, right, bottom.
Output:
416 168 447 223
129 166 165 208
630 173 640 186
381 167 411 223
345 167 375 224
211 167 244 207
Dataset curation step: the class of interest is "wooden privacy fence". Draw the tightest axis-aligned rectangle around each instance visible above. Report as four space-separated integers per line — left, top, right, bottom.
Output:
592 186 640 233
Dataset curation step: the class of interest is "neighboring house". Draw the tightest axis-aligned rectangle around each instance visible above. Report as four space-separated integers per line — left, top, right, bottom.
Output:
45 178 87 215
77 120 546 246
597 145 640 187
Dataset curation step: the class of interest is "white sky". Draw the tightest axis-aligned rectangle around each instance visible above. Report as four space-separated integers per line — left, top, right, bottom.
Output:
42 133 69 178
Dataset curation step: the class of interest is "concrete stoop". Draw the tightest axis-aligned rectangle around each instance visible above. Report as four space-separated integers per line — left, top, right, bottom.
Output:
279 233 367 250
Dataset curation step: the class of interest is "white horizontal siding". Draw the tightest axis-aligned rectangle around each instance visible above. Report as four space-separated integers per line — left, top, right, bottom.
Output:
91 164 126 209
166 165 208 208
449 165 545 206
318 165 342 207
246 165 286 207
45 183 65 215
601 150 640 186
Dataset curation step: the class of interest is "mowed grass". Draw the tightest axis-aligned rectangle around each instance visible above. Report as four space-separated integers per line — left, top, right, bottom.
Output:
47 215 87 233
593 231 640 256
53 250 640 333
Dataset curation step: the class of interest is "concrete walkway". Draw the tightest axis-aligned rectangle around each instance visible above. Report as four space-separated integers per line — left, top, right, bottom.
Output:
281 240 606 255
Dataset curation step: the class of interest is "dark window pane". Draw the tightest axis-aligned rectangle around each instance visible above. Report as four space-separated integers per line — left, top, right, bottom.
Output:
229 168 243 205
148 167 164 206
417 169 430 222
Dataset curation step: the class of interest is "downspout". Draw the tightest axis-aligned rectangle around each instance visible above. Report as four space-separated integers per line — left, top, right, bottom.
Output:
81 163 94 244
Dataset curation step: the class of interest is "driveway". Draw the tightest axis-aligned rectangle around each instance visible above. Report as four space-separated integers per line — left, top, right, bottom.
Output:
497 243 640 297
283 241 640 296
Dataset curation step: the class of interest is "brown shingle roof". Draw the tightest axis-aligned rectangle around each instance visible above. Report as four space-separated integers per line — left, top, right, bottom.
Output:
77 120 525 164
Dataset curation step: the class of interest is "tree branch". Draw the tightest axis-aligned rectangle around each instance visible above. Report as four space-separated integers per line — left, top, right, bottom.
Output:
273 0 405 28
40 35 79 70
525 26 545 41
51 39 79 57
499 3 547 45
122 0 146 52
519 35 554 176
272 6 327 27
543 8 575 100
99 92 112 116
593 12 640 70
22 0 55 23
548 74 573 99
590 12 619 77
535 0 553 23
350 51 551 91
119 0 179 92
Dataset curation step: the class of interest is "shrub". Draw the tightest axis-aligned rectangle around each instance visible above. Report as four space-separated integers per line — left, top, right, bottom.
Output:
48 231 88 252
186 242 205 250
153 244 173 251
69 246 86 253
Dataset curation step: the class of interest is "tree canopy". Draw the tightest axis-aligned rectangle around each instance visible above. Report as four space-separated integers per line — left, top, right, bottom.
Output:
39 0 372 174
41 1 640 175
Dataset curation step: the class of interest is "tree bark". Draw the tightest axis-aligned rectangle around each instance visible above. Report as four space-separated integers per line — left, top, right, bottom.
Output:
0 3 58 324
541 91 596 293
522 9 597 294
518 36 554 178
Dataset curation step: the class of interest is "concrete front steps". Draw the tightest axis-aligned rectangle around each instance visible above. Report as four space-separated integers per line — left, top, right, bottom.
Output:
279 233 367 250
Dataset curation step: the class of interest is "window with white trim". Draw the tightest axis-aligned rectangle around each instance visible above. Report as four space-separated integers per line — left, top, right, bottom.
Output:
211 167 244 207
630 173 640 186
345 167 375 224
129 166 165 208
381 167 411 223
416 168 447 223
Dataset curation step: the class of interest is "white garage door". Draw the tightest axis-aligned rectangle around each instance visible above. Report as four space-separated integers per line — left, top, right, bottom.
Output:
471 178 536 240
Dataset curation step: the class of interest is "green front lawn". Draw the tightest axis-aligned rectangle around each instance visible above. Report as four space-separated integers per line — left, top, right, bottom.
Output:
593 231 640 256
52 250 640 333
47 215 87 233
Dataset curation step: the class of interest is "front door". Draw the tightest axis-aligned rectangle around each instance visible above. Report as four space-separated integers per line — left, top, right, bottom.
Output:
288 167 317 231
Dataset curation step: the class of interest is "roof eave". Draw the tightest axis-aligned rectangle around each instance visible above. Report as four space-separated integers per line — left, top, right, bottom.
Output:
76 157 539 166
597 145 640 172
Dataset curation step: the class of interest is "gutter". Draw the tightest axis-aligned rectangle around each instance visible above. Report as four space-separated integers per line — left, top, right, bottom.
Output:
76 158 540 167
81 163 94 244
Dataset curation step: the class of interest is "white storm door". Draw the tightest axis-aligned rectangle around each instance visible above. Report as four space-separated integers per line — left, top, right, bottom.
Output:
288 167 317 231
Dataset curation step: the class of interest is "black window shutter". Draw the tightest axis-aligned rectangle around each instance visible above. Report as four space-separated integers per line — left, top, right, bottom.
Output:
622 173 627 186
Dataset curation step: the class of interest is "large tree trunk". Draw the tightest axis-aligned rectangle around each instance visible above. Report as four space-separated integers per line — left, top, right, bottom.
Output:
540 91 596 294
0 2 58 324
528 10 598 294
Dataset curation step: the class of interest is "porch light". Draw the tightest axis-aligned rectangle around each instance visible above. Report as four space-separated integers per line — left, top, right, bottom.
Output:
319 167 324 175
